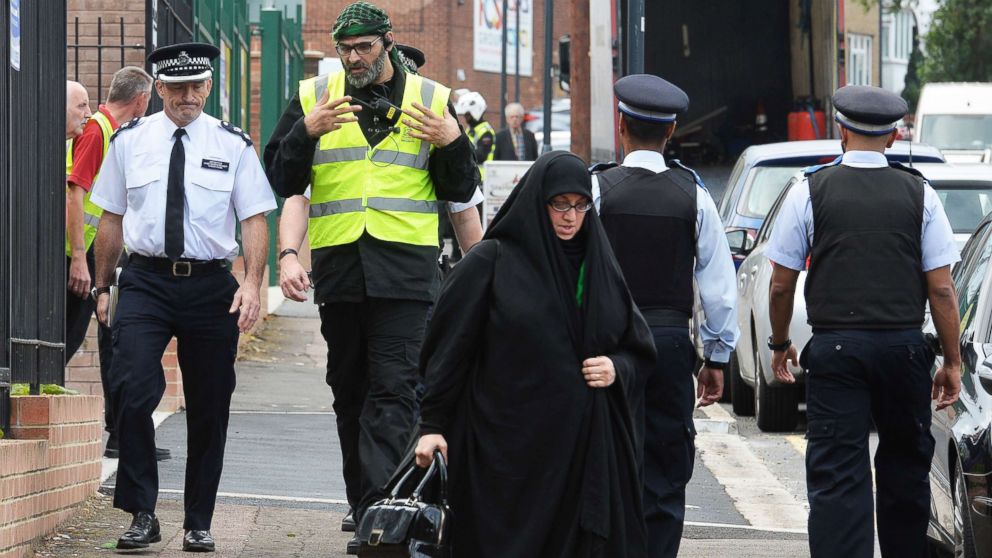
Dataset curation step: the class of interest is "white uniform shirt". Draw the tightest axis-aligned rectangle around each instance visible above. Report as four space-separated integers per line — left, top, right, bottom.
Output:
91 111 277 261
766 150 960 272
591 150 740 363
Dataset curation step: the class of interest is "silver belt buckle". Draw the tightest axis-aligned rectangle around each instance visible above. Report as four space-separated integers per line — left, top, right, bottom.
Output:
172 261 192 277
369 528 383 546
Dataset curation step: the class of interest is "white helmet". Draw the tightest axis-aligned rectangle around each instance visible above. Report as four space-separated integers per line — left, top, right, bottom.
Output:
455 91 487 121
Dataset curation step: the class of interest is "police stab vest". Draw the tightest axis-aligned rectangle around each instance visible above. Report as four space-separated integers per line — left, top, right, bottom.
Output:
65 110 113 257
805 164 927 329
598 164 697 316
300 71 451 249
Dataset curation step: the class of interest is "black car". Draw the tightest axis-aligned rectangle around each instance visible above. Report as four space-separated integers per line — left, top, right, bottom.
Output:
925 213 992 557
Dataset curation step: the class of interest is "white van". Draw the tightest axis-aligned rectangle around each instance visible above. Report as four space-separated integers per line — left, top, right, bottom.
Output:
915 82 992 163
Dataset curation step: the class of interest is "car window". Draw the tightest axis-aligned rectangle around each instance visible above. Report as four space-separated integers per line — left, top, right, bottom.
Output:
935 185 992 234
737 166 803 219
720 156 748 221
953 221 992 337
920 114 992 151
758 177 799 243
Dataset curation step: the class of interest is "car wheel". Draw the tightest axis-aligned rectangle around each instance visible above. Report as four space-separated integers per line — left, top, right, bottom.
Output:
953 463 977 558
754 348 799 432
730 351 755 416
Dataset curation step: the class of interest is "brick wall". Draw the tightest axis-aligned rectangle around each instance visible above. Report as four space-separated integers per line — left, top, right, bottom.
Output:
0 396 103 558
304 1 573 125
66 0 147 110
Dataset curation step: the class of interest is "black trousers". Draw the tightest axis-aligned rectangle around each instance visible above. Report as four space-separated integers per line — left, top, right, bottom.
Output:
111 264 239 530
643 326 697 558
803 329 935 558
319 298 429 516
65 251 115 434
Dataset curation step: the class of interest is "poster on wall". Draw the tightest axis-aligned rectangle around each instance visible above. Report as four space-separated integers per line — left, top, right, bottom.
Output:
220 39 232 122
9 0 21 71
473 0 532 76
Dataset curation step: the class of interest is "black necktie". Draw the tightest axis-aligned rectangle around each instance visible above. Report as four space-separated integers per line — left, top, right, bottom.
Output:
165 128 186 261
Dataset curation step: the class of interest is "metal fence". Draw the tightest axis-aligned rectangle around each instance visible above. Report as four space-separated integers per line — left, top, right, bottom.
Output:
1 0 69 434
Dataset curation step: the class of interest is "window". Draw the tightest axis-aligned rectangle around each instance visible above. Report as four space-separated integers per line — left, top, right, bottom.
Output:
847 34 873 86
882 9 914 63
737 166 803 219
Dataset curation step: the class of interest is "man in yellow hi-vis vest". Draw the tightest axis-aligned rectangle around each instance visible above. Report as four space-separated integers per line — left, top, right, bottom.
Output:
455 90 496 178
65 68 153 459
263 3 477 553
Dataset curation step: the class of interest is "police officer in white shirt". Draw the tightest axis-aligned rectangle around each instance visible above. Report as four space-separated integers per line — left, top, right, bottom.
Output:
89 42 277 553
766 85 961 558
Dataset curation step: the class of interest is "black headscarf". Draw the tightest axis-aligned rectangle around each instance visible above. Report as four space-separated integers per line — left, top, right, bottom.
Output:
485 151 634 360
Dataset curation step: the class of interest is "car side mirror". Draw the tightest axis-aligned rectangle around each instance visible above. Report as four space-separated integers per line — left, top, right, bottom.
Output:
726 229 754 257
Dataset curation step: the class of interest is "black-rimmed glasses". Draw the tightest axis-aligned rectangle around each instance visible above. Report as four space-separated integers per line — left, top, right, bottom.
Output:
335 36 384 57
548 200 594 213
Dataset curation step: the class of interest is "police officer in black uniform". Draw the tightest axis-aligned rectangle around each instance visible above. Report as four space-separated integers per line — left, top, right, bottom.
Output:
767 85 962 558
593 75 739 558
90 42 276 553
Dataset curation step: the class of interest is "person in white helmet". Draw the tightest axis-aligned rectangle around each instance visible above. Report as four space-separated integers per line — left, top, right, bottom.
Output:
455 91 495 173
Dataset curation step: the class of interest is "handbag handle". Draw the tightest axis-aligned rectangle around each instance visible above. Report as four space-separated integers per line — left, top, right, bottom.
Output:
389 450 448 505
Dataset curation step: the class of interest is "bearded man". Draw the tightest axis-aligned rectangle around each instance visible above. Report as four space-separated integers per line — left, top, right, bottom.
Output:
263 3 478 554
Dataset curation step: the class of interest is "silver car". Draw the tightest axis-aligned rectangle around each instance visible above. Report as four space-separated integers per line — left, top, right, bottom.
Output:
730 163 992 432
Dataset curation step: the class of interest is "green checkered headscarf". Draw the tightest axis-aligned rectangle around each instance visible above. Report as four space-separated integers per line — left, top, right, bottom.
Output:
332 2 392 40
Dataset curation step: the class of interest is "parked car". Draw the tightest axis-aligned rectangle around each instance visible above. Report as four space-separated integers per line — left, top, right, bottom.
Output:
720 140 945 270
915 82 992 164
925 211 992 558
729 163 992 432
525 98 571 152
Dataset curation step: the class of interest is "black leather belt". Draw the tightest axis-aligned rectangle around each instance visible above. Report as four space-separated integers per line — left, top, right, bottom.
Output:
641 308 691 328
129 253 230 277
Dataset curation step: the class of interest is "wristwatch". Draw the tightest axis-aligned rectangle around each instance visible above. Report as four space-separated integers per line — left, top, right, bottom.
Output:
703 359 727 371
91 286 111 300
278 248 298 260
767 336 792 352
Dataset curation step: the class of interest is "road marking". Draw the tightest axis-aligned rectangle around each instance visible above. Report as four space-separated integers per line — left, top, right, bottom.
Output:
694 403 738 434
159 488 348 505
785 434 807 456
684 520 807 535
695 432 808 531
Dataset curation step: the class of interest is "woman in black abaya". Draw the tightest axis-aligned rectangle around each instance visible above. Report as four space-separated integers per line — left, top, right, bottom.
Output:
415 151 655 558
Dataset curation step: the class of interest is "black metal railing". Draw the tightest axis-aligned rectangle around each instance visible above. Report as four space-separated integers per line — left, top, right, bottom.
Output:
68 16 146 106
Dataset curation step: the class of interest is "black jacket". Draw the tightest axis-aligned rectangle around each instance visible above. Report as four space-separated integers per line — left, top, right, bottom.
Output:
493 128 538 161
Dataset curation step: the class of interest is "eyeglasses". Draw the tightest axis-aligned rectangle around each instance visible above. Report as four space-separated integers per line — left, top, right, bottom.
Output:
548 200 594 213
335 37 384 57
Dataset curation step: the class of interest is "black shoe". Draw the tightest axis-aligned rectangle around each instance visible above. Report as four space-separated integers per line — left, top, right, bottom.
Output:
116 512 161 549
104 436 119 459
182 530 215 552
346 535 360 555
341 510 356 532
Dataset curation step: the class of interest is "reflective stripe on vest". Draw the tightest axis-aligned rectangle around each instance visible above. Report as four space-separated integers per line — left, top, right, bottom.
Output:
468 120 494 181
65 111 113 257
300 70 450 249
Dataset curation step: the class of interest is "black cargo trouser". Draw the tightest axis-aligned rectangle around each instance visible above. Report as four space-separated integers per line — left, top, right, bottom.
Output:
803 328 935 558
319 298 429 518
643 325 697 558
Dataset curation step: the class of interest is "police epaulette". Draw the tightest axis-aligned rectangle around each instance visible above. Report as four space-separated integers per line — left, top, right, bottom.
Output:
588 161 619 174
803 157 842 176
221 121 253 146
889 161 926 178
109 117 143 142
670 159 707 190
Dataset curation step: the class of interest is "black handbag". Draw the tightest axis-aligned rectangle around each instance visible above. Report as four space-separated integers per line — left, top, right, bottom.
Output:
357 450 451 557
